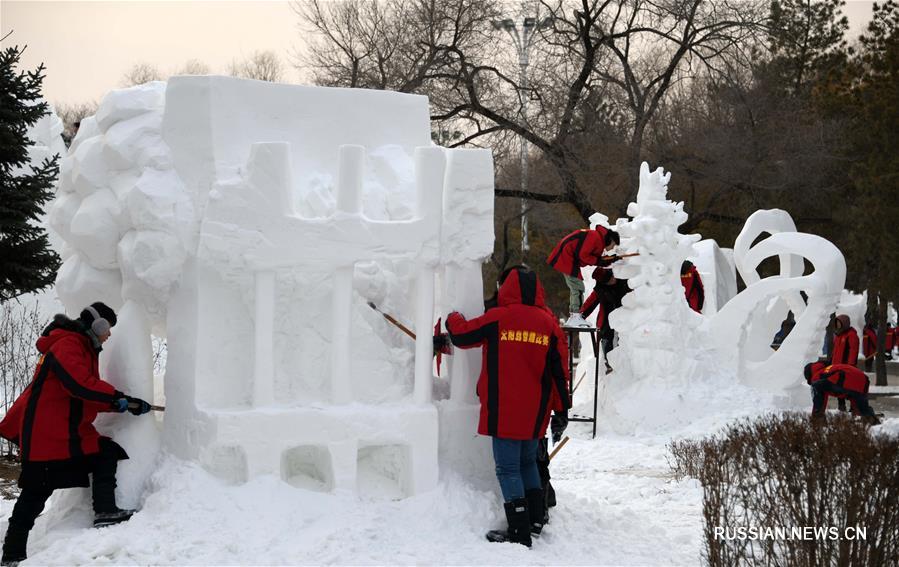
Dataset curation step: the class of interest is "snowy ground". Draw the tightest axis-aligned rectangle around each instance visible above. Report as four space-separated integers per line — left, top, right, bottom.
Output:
1 419 704 566
4 408 899 565
3 343 898 565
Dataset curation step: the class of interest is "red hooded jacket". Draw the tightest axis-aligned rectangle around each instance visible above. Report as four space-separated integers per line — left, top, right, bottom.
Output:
0 318 120 462
807 363 869 392
547 227 609 280
831 315 859 367
862 326 877 360
446 268 571 440
680 262 704 313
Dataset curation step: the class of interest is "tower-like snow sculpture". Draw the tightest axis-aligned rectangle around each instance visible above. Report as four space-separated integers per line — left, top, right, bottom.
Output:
607 163 703 382
49 77 495 502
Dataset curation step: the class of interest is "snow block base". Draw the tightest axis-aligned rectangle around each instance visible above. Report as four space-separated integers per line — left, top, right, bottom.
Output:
197 404 438 497
437 401 495 491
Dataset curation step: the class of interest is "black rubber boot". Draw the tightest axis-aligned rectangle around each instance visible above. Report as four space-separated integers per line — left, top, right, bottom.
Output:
91 452 136 528
93 509 136 528
485 498 532 548
1 529 27 566
526 488 547 536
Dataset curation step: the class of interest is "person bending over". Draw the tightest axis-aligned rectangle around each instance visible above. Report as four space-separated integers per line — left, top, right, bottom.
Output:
547 226 619 327
804 361 879 425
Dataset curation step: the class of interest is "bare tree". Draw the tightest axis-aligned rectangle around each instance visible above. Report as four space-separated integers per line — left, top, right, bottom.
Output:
0 301 45 457
121 62 163 86
175 58 210 76
294 0 767 223
229 50 285 82
55 101 98 147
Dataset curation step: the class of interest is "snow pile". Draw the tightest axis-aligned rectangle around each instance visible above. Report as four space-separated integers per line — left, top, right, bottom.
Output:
16 101 67 175
8 418 711 566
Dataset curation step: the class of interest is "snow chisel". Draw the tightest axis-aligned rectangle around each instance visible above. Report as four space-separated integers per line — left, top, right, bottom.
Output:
599 252 640 263
549 436 570 460
128 402 165 412
367 302 453 375
367 302 416 340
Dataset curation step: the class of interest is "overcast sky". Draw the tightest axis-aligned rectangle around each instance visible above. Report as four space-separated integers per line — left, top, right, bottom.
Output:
0 0 878 108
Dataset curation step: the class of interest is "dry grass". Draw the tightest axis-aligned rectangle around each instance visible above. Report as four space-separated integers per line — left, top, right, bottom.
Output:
669 413 899 566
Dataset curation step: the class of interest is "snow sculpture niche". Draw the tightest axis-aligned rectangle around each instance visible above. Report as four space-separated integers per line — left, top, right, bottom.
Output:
50 77 495 499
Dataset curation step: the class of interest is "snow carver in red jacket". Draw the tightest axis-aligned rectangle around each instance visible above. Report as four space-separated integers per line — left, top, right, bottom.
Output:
804 362 879 424
547 226 620 327
580 267 630 360
888 325 897 358
680 261 704 313
862 323 878 372
0 303 152 565
446 266 570 548
828 314 860 412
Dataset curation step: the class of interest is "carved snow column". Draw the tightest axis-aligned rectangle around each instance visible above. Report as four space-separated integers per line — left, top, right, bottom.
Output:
413 147 445 405
253 271 275 406
247 142 295 407
331 145 365 404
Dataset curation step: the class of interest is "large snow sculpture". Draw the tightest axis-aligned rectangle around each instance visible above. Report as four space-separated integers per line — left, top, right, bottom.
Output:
607 163 703 382
49 77 495 501
583 164 846 433
710 209 846 391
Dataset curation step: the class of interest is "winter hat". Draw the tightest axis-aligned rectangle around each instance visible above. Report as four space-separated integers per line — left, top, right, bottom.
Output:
834 314 851 334
79 302 117 336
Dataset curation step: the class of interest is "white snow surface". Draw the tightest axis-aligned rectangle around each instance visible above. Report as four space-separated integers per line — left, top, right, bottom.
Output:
10 404 896 565
4 420 710 566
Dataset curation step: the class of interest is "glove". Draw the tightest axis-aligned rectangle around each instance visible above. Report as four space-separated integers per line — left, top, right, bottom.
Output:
433 333 451 353
550 410 568 444
597 254 618 267
125 396 152 416
111 397 129 413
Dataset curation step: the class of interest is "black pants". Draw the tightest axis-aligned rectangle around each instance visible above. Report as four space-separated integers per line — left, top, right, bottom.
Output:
813 382 876 418
535 438 556 508
2 449 119 560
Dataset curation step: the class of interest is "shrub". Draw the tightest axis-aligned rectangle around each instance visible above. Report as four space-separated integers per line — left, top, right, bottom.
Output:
669 412 899 566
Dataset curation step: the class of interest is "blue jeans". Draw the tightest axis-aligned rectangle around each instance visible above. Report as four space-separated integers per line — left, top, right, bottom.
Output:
492 437 541 502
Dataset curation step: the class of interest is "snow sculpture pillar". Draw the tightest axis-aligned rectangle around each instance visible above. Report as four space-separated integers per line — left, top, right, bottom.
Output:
97 300 161 509
331 145 365 404
253 270 276 406
413 147 444 405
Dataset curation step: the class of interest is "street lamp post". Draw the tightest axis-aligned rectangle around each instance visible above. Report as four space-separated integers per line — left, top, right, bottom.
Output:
493 13 551 261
